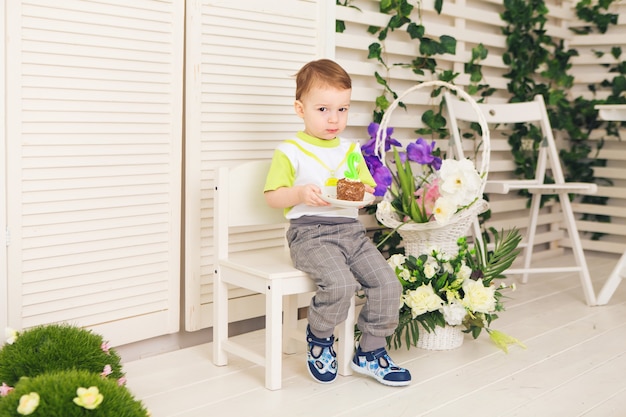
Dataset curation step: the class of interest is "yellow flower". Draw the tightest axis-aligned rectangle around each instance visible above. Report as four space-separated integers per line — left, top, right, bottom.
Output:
488 329 527 353
5 327 18 345
73 386 104 410
462 279 496 313
17 392 39 415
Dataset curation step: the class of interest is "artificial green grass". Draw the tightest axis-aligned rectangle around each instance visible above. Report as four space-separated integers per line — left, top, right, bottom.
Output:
0 369 149 416
0 324 124 386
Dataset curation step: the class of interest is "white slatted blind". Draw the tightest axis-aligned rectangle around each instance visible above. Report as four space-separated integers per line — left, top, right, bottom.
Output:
5 0 184 346
185 0 331 330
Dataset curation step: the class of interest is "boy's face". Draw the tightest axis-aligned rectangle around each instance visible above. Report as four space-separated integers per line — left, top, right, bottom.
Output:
294 85 351 140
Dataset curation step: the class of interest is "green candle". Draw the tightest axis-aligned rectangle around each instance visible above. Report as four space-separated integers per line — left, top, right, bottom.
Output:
344 152 360 180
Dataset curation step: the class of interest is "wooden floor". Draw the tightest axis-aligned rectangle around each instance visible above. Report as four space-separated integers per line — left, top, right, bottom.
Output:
123 251 626 417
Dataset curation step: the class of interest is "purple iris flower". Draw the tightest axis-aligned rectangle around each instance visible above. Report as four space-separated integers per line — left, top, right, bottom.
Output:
364 154 393 196
406 138 442 170
362 122 402 156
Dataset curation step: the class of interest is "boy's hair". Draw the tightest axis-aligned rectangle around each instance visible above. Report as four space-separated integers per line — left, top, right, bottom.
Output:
295 59 352 100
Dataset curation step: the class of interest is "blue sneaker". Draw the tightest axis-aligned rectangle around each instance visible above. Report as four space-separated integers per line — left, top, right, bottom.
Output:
306 326 337 383
350 344 411 386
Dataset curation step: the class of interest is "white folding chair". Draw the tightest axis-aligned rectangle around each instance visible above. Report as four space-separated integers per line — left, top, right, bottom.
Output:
212 160 355 390
444 92 598 306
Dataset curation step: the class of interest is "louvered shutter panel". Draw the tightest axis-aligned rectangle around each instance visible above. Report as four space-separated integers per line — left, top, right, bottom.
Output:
185 0 333 330
4 0 184 346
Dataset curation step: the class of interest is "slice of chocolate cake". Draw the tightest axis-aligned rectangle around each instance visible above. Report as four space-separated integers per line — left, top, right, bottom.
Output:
336 178 365 201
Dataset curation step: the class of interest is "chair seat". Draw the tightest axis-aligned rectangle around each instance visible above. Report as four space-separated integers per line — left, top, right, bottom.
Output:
220 248 315 295
485 180 598 195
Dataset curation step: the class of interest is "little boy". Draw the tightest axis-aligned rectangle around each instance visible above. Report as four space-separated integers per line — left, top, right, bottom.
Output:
263 59 411 386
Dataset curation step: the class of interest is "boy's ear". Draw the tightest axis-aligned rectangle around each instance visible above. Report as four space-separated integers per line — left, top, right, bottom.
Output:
294 100 304 118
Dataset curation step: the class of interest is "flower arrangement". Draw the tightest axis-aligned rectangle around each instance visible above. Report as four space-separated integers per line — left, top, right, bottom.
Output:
0 324 150 416
362 122 483 227
387 228 525 352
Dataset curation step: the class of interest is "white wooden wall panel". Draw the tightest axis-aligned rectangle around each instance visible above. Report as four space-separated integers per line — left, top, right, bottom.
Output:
5 0 183 346
567 1 626 253
336 0 626 257
184 0 331 331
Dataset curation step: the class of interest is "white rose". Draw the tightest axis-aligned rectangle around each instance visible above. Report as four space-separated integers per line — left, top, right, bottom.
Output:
403 284 444 318
423 257 440 279
387 254 406 270
399 268 413 282
462 278 497 313
458 263 473 280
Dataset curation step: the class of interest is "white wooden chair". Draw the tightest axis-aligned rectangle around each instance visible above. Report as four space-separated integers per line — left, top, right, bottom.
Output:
444 92 598 306
212 160 355 390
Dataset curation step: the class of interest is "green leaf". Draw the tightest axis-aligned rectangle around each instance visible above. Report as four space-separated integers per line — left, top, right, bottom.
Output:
434 0 443 14
439 35 457 54
406 23 425 39
367 42 382 60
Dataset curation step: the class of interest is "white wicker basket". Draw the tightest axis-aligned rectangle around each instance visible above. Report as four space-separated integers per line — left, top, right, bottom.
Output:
374 81 491 256
417 322 464 350
378 198 489 256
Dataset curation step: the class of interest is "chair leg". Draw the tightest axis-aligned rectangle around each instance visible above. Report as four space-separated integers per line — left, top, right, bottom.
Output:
597 251 626 305
212 271 229 366
521 193 542 283
265 285 283 390
282 294 299 355
559 193 596 306
336 297 355 376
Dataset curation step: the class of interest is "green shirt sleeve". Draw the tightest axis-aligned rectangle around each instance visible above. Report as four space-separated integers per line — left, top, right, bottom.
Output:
264 150 294 192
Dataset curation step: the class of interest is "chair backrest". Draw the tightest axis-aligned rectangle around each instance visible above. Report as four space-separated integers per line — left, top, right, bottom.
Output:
217 160 286 228
444 92 564 184
214 160 288 260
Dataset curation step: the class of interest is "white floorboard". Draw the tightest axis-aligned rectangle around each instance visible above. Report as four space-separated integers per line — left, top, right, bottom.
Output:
123 252 626 417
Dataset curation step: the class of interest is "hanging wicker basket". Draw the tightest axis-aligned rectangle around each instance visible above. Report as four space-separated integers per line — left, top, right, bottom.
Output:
374 81 491 257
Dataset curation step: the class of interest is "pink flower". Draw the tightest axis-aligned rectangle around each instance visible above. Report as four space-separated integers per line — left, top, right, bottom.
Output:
414 179 440 217
0 382 14 396
100 341 111 354
100 364 112 377
117 377 127 386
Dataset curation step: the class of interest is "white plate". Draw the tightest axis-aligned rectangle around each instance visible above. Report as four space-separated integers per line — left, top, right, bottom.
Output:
320 187 375 208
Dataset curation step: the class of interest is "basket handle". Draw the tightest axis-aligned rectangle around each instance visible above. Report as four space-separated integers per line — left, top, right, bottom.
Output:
374 81 491 184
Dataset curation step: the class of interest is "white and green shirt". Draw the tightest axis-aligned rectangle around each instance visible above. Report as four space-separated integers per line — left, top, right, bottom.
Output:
264 131 376 220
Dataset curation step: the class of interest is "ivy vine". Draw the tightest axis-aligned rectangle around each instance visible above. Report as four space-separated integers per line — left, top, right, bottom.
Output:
501 0 625 238
336 0 625 242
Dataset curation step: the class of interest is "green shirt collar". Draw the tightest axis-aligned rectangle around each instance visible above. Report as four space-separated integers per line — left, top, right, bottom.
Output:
296 131 339 148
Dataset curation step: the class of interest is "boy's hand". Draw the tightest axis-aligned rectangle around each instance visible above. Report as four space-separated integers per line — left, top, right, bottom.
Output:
299 184 330 207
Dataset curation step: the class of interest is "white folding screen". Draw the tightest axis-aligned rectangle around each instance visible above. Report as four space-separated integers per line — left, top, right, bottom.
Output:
184 0 333 331
0 2 7 333
4 0 184 346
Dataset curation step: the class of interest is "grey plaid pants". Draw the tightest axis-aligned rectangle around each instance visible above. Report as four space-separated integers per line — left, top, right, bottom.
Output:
286 220 401 338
